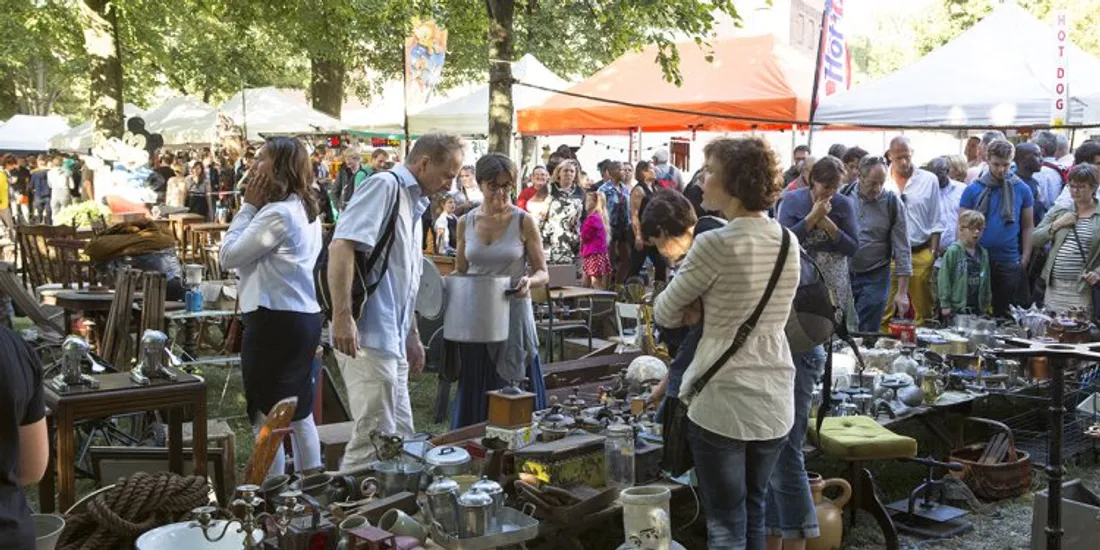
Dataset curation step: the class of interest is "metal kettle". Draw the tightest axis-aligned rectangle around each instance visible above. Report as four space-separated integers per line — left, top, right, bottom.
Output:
457 487 494 538
425 474 461 536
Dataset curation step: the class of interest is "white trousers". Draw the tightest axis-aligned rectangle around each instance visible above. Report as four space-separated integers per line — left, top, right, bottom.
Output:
338 347 414 471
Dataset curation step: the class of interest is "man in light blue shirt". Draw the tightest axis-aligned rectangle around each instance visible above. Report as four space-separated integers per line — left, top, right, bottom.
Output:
328 133 465 470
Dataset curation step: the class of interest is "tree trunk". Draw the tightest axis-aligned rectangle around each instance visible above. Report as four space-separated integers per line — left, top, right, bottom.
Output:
520 135 538 177
310 56 345 119
81 0 124 144
486 0 515 156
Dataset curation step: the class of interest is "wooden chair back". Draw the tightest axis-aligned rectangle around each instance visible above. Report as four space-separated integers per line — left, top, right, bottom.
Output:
16 224 76 289
48 238 97 289
101 269 141 369
139 272 167 335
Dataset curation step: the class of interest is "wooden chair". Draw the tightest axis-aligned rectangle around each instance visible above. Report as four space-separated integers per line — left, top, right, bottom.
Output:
49 238 98 289
0 261 64 339
531 286 593 363
16 224 76 290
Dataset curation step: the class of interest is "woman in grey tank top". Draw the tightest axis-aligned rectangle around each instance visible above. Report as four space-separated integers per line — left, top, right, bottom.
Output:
450 154 550 429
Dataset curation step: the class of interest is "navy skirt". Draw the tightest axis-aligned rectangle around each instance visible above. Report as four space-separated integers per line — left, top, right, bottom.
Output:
241 307 322 421
451 343 547 430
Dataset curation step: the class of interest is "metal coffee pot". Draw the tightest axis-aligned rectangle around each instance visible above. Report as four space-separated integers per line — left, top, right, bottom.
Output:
425 474 461 536
457 487 494 538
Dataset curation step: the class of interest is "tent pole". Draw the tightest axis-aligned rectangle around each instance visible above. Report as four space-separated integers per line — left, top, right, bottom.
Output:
403 44 411 157
241 81 248 146
807 0 832 150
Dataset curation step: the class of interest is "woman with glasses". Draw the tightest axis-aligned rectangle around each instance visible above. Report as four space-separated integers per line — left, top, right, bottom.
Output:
1032 164 1100 316
450 153 549 428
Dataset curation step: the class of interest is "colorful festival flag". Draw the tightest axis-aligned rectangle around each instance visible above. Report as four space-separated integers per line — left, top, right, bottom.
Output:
405 18 448 107
817 0 851 99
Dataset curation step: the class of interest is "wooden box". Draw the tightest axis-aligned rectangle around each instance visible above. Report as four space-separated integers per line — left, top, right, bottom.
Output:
487 389 535 428
514 434 606 487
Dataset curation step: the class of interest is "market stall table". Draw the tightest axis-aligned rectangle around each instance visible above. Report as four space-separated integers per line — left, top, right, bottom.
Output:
40 371 208 513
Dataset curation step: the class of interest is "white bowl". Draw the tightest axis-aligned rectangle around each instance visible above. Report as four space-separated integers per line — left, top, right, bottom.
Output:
135 520 263 550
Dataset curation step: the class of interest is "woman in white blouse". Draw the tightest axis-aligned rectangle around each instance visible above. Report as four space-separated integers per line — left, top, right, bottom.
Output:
654 137 800 550
220 137 324 477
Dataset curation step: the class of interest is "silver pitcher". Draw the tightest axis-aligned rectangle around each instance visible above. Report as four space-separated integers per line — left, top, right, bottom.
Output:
457 488 494 538
470 477 504 531
425 474 461 536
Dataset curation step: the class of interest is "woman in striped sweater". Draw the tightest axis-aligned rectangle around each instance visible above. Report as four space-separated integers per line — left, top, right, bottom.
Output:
654 137 801 550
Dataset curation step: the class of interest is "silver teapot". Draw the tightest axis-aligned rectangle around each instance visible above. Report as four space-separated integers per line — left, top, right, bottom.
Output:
457 488 494 538
425 474 461 535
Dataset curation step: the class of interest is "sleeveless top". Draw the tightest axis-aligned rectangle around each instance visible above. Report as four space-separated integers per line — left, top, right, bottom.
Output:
464 205 539 382
638 182 655 217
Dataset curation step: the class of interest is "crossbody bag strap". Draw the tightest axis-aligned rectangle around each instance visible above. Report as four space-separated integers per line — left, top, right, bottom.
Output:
1071 222 1089 263
363 173 403 296
684 227 791 399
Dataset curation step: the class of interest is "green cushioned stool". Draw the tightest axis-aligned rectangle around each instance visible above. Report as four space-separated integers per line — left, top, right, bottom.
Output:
813 416 918 460
811 416 919 550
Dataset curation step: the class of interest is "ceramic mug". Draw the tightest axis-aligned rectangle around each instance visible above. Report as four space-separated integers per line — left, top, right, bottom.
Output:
620 486 671 550
378 509 428 543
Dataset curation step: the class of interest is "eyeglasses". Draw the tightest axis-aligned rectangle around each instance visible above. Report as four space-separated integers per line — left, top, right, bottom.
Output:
487 183 514 194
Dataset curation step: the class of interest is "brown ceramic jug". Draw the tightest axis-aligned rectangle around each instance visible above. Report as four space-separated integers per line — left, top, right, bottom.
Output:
805 472 852 550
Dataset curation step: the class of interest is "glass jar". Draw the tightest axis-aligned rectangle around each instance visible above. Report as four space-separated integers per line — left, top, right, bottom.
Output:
604 421 635 489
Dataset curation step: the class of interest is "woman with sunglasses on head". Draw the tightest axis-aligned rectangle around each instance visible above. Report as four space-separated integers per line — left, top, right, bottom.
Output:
219 137 324 477
450 153 550 429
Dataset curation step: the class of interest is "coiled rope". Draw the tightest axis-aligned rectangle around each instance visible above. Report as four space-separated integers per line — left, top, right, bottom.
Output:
58 471 211 550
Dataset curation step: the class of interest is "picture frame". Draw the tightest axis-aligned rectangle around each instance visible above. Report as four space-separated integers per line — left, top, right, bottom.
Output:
88 446 229 503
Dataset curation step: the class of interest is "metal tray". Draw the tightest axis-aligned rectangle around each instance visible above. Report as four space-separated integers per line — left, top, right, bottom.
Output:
429 506 540 550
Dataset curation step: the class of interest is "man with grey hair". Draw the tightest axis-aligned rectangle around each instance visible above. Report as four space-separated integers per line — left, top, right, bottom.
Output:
1055 133 1073 167
651 148 684 191
966 130 1007 182
960 139 1034 316
328 132 465 470
1032 130 1066 209
881 135 942 325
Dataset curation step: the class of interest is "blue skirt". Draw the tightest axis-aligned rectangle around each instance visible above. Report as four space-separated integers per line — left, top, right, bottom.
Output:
450 343 547 430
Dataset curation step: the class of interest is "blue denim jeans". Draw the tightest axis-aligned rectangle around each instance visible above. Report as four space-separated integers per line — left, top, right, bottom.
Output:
851 265 891 333
689 420 786 550
765 346 824 539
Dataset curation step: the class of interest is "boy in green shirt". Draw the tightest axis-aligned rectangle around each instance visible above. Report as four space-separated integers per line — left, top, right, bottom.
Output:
939 210 992 318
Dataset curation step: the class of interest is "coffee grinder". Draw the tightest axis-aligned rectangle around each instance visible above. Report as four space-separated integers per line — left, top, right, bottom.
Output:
48 336 101 392
131 329 180 385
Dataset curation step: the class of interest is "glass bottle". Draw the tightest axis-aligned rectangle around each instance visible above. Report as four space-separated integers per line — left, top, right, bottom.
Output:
604 421 635 489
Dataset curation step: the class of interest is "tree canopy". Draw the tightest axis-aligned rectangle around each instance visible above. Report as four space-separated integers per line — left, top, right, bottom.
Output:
2 0 738 128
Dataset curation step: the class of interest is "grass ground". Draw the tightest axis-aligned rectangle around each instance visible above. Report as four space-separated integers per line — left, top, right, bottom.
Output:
21 313 1099 549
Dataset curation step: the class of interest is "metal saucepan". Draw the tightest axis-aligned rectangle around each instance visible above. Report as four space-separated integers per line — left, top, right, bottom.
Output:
443 274 511 342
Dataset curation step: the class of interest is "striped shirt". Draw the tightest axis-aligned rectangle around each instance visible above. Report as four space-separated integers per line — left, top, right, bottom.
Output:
1053 218 1094 281
654 217 801 441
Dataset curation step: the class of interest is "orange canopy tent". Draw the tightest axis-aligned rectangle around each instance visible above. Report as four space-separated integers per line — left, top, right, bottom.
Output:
517 34 813 135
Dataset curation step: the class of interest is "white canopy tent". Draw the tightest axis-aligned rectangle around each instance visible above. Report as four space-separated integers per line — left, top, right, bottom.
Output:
49 104 145 152
408 54 570 136
815 3 1100 128
219 88 344 141
0 115 71 152
141 96 218 146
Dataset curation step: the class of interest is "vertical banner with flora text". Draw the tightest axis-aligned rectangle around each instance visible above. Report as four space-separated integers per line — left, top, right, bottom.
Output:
405 18 448 109
817 0 851 102
1051 11 1069 127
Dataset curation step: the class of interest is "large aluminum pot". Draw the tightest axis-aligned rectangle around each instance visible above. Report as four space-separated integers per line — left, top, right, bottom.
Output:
443 274 510 343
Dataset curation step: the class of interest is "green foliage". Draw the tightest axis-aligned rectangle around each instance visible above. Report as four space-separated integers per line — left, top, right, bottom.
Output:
853 0 1100 81
0 0 89 120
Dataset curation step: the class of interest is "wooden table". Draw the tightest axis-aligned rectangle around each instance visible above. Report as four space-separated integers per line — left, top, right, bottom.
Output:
40 372 208 512
54 290 118 342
